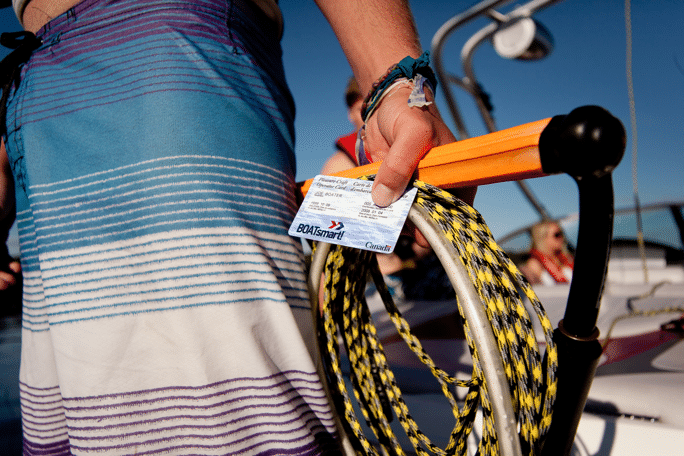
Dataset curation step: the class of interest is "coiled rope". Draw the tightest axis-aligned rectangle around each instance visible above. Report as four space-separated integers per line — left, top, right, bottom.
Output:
312 180 558 456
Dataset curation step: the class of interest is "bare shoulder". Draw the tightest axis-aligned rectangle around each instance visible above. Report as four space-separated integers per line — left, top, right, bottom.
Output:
519 257 544 284
321 151 356 175
21 0 83 33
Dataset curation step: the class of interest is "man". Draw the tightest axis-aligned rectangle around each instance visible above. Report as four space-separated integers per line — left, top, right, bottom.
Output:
0 0 473 454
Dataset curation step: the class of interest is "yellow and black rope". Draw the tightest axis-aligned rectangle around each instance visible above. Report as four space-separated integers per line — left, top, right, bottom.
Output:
314 179 558 456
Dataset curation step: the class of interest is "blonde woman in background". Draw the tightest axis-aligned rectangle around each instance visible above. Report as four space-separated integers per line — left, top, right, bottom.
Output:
520 221 574 285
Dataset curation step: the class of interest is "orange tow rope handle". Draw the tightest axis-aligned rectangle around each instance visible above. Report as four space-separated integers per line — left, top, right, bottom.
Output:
297 117 550 198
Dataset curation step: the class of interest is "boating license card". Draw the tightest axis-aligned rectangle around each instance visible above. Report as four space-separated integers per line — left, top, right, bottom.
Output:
289 175 417 253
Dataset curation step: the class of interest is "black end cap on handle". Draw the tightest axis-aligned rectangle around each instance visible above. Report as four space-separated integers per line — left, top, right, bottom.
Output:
539 105 626 179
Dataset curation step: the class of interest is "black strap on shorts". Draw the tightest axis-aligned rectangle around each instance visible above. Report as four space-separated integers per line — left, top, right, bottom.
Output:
0 31 42 138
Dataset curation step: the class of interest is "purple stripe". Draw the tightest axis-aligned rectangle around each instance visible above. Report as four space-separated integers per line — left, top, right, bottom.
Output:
19 391 62 400
66 409 332 443
21 371 325 417
22 406 337 454
30 50 262 103
31 34 257 89
44 20 234 67
29 51 252 96
24 72 281 122
28 3 265 79
62 381 327 412
61 1 227 37
38 0 225 42
67 400 334 433
21 415 68 428
23 427 70 441
23 438 71 456
64 389 331 424
17 86 284 133
32 4 240 73
68 403 334 434
28 66 272 116
19 396 64 407
58 6 228 43
37 24 232 73
68 418 333 454
62 369 322 401
19 2 289 127
21 404 65 416
23 61 279 113
19 383 61 394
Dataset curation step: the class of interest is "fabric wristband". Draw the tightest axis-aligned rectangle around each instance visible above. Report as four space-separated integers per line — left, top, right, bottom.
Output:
360 51 438 122
356 51 438 166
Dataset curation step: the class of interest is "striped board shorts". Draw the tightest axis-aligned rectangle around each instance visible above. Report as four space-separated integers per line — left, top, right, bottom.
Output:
4 0 342 454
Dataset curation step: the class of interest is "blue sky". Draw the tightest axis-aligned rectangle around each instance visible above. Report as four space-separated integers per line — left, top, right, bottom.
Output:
280 0 684 238
1 0 683 244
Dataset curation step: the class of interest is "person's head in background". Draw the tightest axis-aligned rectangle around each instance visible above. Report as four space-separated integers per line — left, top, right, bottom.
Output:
344 77 364 130
530 221 571 258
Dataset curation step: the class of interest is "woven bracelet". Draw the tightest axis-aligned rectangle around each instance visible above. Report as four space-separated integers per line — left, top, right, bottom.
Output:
360 51 438 122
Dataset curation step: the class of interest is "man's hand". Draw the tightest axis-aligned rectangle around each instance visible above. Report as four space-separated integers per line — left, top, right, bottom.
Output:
0 245 21 291
0 140 19 291
363 86 476 208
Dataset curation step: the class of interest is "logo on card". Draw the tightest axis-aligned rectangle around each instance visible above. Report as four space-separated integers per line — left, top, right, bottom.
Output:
296 222 346 240
328 221 345 230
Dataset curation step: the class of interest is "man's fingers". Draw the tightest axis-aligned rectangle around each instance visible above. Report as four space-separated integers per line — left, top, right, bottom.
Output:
400 223 430 249
371 115 433 207
8 260 21 274
0 257 20 290
371 167 411 208
0 270 17 290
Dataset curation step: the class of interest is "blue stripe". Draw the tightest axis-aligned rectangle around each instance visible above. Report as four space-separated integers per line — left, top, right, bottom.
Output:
38 233 302 265
40 274 308 305
28 155 292 191
42 277 308 300
42 248 303 278
19 156 298 250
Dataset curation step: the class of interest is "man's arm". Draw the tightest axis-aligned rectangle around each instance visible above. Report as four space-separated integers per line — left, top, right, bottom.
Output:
313 0 476 207
321 151 356 176
0 141 20 290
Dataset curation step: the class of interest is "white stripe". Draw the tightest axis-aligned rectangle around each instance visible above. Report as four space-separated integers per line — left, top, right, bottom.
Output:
33 213 287 250
41 256 304 291
34 198 293 234
44 283 290 311
29 228 308 317
42 266 302 304
28 155 291 192
31 181 296 219
30 170 296 211
39 227 301 263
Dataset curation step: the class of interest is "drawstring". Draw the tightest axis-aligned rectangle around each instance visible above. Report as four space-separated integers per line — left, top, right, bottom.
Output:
0 31 42 138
